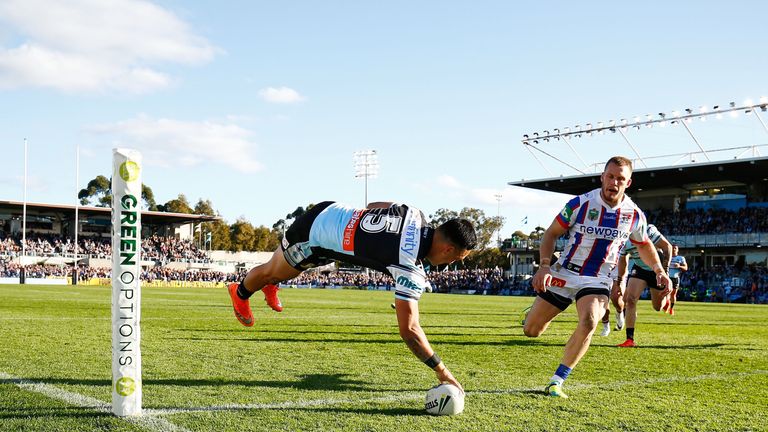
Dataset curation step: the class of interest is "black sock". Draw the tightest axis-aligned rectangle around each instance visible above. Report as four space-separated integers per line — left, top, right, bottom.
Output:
236 280 254 300
626 327 635 340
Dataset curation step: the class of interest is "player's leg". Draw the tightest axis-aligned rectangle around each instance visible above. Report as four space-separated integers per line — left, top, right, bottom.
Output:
231 200 335 318
228 247 301 325
523 292 569 338
242 247 302 293
599 305 610 336
611 281 625 330
618 278 645 347
649 284 668 311
547 291 607 398
668 277 679 315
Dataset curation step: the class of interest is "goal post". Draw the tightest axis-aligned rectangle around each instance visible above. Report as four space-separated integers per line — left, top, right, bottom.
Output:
111 148 143 416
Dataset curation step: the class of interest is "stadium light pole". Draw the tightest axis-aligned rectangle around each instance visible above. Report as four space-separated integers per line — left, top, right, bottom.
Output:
353 150 379 206
494 193 503 245
21 138 28 284
74 145 80 285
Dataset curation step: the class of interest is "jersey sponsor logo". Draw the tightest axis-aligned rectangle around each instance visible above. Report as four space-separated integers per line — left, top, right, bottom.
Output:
396 275 420 291
577 225 630 240
588 208 599 221
400 219 418 257
560 206 571 220
550 277 567 287
343 210 364 251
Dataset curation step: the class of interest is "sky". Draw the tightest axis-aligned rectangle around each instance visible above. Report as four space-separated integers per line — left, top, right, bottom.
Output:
1 0 767 239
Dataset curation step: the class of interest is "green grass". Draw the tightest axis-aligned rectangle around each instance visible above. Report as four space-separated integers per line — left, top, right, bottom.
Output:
1 284 767 432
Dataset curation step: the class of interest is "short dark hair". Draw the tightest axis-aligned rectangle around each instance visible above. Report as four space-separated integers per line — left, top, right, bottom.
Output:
604 156 633 172
437 218 477 250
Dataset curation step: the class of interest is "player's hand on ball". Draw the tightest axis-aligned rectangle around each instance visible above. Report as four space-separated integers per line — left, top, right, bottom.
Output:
434 365 464 394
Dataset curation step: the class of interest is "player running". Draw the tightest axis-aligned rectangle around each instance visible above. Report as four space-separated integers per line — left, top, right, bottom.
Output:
524 156 672 398
667 244 688 315
612 224 673 347
227 201 476 391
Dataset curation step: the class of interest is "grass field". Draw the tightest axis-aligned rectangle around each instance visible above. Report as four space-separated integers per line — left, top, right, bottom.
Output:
1 284 767 432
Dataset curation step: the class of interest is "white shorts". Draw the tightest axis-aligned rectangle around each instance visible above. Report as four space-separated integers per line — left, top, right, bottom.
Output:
546 265 612 301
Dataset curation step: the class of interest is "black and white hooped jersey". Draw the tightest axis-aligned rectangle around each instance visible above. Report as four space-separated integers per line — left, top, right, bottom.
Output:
307 202 433 301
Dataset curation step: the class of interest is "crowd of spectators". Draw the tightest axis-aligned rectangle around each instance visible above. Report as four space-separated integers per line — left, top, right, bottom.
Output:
678 264 768 303
284 267 530 296
648 207 768 235
0 232 209 263
2 227 768 303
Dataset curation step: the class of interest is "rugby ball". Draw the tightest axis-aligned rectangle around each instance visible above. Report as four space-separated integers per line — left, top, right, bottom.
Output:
425 384 464 415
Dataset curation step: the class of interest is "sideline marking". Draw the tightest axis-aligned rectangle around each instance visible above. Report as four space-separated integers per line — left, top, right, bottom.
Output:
0 372 188 432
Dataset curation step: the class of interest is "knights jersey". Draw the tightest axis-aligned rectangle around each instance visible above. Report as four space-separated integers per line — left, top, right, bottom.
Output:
308 202 433 302
621 224 663 271
555 188 648 279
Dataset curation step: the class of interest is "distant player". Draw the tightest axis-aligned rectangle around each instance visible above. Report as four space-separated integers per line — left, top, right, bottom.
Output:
227 201 476 391
612 224 673 348
524 156 671 398
667 244 688 315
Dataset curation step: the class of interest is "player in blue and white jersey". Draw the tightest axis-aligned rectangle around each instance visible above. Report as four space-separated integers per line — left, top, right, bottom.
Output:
524 156 672 398
227 201 477 391
667 244 688 315
611 224 673 347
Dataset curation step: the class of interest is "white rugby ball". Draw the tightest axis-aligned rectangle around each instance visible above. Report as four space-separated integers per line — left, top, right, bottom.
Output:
424 384 464 415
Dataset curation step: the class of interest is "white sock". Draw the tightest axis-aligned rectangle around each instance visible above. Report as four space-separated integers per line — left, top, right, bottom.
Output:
549 375 564 385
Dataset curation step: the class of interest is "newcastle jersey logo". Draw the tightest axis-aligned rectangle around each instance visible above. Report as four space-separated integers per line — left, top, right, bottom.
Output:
588 209 599 221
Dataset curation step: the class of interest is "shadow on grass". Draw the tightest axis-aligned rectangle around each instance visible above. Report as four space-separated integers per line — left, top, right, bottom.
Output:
290 405 427 416
2 374 417 393
176 328 512 338
176 335 565 347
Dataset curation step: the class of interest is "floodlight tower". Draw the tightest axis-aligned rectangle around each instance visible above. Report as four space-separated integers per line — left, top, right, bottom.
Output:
353 150 379 206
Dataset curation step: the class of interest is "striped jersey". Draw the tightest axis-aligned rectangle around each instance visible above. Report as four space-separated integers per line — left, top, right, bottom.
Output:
621 224 663 271
669 255 687 278
555 188 648 278
308 202 433 302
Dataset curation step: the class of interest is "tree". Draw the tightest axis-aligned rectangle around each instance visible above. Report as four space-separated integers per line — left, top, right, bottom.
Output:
78 175 111 207
162 194 193 214
193 199 215 216
142 184 158 211
209 220 232 251
528 226 547 240
429 207 505 250
230 218 255 251
464 247 509 269
252 225 280 251
78 175 156 209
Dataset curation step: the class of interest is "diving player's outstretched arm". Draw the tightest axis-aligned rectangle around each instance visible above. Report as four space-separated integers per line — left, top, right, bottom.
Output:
394 299 463 392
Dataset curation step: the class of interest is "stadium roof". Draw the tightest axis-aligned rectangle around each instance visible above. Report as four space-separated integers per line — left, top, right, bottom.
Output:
0 200 220 224
508 156 768 196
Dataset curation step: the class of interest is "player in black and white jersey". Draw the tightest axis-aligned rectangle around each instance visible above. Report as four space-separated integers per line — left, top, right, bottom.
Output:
227 201 477 391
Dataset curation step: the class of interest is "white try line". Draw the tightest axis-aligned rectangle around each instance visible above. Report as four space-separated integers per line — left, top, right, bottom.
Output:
145 391 424 415
3 369 767 421
0 372 188 432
